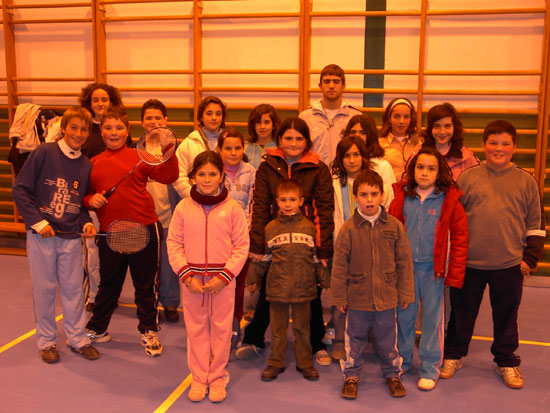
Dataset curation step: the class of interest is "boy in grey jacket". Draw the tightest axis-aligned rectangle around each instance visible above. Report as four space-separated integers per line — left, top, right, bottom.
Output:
331 169 414 399
247 179 329 382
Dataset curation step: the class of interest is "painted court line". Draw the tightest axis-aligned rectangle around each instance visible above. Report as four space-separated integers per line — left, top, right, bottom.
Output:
0 314 64 354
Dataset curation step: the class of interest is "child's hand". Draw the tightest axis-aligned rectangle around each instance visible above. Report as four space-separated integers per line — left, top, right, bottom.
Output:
337 305 347 314
82 223 97 238
400 302 410 310
186 277 205 294
320 259 329 268
204 277 225 294
89 192 108 209
249 253 263 262
247 283 258 293
39 225 55 238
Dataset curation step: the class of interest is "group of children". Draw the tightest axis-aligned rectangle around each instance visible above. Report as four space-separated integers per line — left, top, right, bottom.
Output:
12 73 545 404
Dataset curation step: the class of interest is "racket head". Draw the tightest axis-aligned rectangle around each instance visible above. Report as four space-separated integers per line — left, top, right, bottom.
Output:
106 219 150 254
136 127 177 165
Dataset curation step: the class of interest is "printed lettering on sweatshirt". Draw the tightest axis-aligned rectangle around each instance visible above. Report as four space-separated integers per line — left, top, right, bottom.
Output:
41 177 83 219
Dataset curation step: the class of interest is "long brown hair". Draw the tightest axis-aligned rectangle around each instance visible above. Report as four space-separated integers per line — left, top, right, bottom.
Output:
330 136 371 187
404 147 455 199
380 97 417 138
422 103 464 159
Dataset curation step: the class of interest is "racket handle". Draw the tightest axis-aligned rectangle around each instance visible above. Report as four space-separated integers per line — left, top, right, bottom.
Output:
104 186 116 199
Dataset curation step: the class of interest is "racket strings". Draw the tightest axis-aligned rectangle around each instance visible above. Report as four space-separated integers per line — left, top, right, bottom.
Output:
137 127 176 165
107 220 150 254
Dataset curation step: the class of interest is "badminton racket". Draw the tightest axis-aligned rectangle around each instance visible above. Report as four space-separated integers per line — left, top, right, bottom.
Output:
103 127 177 199
52 219 150 254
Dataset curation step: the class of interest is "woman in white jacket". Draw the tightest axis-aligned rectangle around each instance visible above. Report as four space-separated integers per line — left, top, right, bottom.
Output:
173 96 227 198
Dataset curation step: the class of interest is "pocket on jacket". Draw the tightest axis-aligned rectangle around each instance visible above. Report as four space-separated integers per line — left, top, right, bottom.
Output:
347 273 369 305
384 271 397 284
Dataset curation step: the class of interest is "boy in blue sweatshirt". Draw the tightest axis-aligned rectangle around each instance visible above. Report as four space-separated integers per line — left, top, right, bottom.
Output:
12 106 100 364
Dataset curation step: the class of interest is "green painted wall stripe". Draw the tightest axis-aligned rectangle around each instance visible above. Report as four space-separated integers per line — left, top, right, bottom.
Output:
363 0 386 108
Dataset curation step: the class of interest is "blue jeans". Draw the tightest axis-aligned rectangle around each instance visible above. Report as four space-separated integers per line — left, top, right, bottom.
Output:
397 261 444 380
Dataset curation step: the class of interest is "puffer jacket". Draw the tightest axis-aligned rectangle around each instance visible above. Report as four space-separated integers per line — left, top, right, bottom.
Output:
247 212 329 303
389 182 468 288
249 147 334 259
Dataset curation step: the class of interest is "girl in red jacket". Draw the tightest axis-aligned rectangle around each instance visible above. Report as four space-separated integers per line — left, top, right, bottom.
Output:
388 147 468 391
167 151 249 403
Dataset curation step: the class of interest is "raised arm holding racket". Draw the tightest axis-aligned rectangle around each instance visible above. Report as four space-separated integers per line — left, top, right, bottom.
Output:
83 107 178 358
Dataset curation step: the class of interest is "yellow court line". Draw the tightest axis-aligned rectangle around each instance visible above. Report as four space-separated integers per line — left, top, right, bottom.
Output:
471 334 550 347
154 375 193 413
0 314 64 354
153 318 249 412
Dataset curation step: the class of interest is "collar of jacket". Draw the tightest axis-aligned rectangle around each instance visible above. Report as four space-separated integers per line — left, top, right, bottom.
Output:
266 147 320 165
353 205 389 227
278 211 303 223
190 184 228 205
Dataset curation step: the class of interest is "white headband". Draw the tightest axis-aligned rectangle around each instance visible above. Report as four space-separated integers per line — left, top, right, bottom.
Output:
390 98 412 111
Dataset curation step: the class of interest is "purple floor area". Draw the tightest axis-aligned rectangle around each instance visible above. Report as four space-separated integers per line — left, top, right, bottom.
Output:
1 254 549 413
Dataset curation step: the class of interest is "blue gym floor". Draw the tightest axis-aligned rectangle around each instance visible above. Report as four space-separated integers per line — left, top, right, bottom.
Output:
1 254 549 413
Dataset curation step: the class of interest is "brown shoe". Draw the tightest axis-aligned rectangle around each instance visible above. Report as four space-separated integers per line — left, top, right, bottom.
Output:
341 376 358 399
164 305 180 323
261 365 285 381
296 365 319 380
69 343 100 360
85 302 94 312
40 345 59 364
386 377 406 398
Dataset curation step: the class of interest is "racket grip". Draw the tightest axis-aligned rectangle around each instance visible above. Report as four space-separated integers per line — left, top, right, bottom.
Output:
104 186 116 199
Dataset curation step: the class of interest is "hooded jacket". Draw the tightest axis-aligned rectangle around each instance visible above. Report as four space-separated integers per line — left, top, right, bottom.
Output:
249 147 334 259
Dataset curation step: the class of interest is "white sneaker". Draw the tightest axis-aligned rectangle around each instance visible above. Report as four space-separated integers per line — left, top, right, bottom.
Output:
439 358 462 379
140 330 163 357
86 328 111 343
418 378 436 391
315 349 331 366
495 366 524 389
188 381 208 402
235 344 263 360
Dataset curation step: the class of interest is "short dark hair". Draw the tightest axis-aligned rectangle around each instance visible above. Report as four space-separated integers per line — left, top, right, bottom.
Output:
342 114 385 158
483 120 517 144
100 106 129 130
422 103 464 159
320 64 346 85
247 104 281 143
141 99 167 120
188 150 224 179
197 96 226 128
217 127 249 163
275 117 313 153
353 169 384 195
276 179 303 198
79 83 123 117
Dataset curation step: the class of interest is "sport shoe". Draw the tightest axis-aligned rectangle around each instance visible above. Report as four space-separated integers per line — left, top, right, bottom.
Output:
235 343 263 360
439 358 462 379
386 377 406 398
67 343 100 360
164 305 179 323
209 379 228 403
86 328 111 343
140 330 163 357
40 345 59 364
341 376 358 399
188 381 208 402
418 378 436 391
315 349 331 366
496 366 524 389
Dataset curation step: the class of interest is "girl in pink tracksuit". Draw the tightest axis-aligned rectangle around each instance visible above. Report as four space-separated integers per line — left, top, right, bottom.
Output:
167 150 249 403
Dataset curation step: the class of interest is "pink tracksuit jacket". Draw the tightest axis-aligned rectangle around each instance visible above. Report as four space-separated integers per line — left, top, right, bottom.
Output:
167 187 249 386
